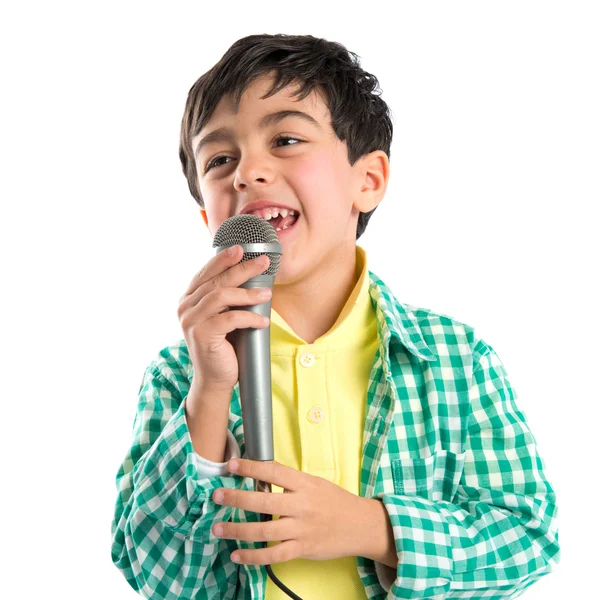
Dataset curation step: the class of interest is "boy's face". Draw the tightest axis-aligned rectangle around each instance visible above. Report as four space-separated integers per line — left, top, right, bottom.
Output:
192 72 387 284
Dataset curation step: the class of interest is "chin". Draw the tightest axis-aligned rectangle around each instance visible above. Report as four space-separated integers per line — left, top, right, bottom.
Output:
273 255 291 281
273 259 308 287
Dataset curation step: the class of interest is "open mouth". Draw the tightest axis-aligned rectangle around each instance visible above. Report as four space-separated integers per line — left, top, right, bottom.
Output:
268 211 300 232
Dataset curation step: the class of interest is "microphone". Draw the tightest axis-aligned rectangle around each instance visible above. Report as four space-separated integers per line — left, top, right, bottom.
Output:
212 214 282 473
212 214 303 600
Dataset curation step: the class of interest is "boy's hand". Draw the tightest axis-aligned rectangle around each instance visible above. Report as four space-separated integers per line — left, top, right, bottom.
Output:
211 459 368 565
177 245 272 400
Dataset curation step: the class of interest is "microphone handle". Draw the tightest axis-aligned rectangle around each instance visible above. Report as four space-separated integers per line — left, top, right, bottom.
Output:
231 273 275 462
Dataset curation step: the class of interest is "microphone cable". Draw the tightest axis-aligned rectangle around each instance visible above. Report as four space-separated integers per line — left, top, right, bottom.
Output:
256 478 303 600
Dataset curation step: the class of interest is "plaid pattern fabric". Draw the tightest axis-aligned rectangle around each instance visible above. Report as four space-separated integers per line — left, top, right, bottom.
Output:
111 270 560 599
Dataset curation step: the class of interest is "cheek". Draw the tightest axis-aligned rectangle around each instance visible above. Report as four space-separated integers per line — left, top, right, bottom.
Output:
200 184 233 231
292 152 343 198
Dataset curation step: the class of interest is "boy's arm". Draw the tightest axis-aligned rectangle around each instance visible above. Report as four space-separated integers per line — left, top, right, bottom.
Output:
372 343 561 598
110 360 242 599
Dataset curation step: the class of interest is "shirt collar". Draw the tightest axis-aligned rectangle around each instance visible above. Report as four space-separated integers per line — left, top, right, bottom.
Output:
367 269 438 374
266 243 437 366
270 245 374 348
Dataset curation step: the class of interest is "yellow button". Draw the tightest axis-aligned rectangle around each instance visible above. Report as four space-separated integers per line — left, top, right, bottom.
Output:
300 353 315 367
308 406 324 423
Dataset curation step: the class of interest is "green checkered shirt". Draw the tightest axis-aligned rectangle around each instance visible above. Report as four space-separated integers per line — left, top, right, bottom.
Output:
111 270 560 599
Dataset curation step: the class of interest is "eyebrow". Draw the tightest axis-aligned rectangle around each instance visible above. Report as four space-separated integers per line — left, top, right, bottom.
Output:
194 110 322 159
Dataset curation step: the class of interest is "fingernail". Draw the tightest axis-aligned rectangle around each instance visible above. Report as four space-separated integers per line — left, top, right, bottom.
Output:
228 459 239 472
259 288 271 298
213 490 224 503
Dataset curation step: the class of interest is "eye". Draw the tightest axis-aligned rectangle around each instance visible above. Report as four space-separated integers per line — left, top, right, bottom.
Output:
205 155 232 172
274 135 302 148
204 136 304 173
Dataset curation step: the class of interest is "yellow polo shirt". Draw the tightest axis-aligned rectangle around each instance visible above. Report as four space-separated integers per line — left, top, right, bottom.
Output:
265 244 378 599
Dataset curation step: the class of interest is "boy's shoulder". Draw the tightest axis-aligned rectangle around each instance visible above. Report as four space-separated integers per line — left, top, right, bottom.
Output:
367 269 488 363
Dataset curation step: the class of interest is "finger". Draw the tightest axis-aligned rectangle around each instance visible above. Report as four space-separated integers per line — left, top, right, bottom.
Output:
205 253 270 294
201 286 272 318
201 308 271 339
213 487 289 516
230 540 302 566
186 253 270 307
227 459 302 492
181 245 243 298
212 515 295 543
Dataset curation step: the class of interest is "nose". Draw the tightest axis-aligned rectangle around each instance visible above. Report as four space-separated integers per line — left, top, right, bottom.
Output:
233 152 276 192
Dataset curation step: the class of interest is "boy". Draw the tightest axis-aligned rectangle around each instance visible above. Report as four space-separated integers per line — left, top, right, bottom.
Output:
111 34 560 599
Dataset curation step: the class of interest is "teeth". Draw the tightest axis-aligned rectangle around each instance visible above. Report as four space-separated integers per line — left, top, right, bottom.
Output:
249 207 298 221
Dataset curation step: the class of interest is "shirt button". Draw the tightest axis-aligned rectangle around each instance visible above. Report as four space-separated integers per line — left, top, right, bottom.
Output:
299 353 315 367
308 406 325 423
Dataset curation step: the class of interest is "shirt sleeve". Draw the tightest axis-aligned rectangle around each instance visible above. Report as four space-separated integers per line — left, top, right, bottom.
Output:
192 429 242 476
375 342 561 599
110 362 243 599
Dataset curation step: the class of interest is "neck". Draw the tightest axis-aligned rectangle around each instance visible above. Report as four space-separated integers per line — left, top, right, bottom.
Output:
271 246 359 344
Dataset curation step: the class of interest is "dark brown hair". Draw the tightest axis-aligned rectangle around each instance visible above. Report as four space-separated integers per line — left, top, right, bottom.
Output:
179 34 393 240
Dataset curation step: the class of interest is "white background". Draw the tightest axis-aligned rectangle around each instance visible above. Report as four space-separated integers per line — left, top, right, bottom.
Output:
2 1 598 598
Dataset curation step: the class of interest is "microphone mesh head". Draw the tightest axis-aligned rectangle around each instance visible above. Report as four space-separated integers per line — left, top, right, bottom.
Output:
213 214 282 276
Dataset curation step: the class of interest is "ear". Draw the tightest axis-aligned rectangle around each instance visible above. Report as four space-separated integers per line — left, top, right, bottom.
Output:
352 151 390 214
200 208 209 228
